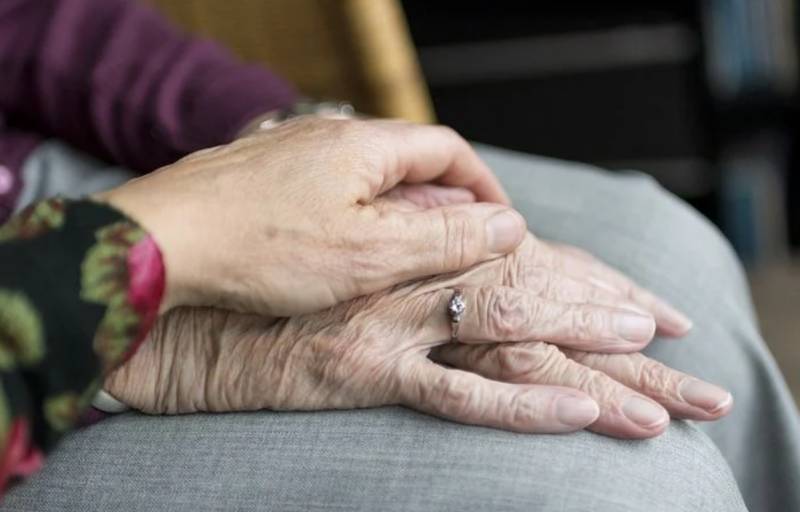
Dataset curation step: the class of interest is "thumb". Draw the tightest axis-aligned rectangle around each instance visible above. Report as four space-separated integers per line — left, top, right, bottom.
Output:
380 203 527 281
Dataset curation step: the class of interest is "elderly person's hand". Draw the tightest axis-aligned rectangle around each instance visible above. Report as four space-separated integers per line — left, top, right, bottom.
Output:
104 283 611 435
386 182 694 338
430 342 731 438
105 232 728 439
429 233 694 338
96 117 525 317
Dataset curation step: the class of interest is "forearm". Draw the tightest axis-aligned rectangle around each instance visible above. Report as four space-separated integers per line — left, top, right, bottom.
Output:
0 0 298 172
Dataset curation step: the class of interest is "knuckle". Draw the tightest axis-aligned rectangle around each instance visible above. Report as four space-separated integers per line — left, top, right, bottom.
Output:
459 344 494 370
482 289 526 339
500 249 526 287
573 367 614 402
441 209 479 269
496 342 564 381
509 390 540 426
432 373 476 418
571 308 608 339
635 357 675 398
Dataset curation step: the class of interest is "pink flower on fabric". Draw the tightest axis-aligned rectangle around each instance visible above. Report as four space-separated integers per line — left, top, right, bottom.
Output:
126 234 165 317
125 234 165 356
0 418 44 492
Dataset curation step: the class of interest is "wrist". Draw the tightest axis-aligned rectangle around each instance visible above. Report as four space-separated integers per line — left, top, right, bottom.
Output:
104 307 218 414
103 332 168 414
91 188 184 313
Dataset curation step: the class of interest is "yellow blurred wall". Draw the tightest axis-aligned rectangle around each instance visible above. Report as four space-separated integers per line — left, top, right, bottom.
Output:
147 0 435 123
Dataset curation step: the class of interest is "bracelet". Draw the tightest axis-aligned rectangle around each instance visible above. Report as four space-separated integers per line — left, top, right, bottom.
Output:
91 389 130 414
258 100 356 131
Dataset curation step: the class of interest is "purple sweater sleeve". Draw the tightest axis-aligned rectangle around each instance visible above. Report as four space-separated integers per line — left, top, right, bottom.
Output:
0 0 298 174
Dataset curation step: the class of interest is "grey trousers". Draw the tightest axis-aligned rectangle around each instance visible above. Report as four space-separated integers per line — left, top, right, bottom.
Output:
5 141 800 511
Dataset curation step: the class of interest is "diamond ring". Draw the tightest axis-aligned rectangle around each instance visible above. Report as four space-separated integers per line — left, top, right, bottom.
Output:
447 288 466 342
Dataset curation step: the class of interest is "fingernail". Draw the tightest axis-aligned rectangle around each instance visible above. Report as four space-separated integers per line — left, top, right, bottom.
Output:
679 379 732 413
555 395 600 427
656 299 693 334
486 210 525 254
667 310 694 333
613 312 656 342
622 396 669 428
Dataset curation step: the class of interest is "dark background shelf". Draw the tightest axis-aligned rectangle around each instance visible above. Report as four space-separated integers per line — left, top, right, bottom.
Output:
402 0 799 262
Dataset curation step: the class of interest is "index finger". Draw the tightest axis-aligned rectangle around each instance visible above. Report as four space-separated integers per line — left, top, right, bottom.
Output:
418 286 656 352
369 120 510 204
544 242 693 337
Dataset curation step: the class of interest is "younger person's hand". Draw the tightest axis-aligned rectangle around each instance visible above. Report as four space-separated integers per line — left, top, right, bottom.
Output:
97 117 523 317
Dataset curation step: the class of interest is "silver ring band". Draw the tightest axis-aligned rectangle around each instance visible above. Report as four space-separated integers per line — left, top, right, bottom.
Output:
447 288 466 342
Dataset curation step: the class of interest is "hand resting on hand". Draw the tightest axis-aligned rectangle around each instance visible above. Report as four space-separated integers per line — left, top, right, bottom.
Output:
106 231 730 439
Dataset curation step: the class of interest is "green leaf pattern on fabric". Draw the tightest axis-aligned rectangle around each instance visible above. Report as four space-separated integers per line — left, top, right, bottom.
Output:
81 222 146 371
0 290 45 369
43 392 80 432
0 198 66 242
0 199 165 492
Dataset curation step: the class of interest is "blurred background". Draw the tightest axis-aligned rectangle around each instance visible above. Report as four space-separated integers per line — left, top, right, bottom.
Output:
147 0 799 400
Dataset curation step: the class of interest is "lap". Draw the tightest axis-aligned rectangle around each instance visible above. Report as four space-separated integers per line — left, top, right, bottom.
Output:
8 141 765 511
478 144 800 511
3 408 745 512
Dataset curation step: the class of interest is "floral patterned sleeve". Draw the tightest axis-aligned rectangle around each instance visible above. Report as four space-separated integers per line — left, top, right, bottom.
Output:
0 197 164 492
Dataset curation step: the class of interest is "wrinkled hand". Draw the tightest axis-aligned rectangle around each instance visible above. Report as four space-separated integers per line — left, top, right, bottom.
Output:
431 342 731 439
96 117 524 316
106 227 729 438
420 223 729 439
386 183 694 338
106 277 670 434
